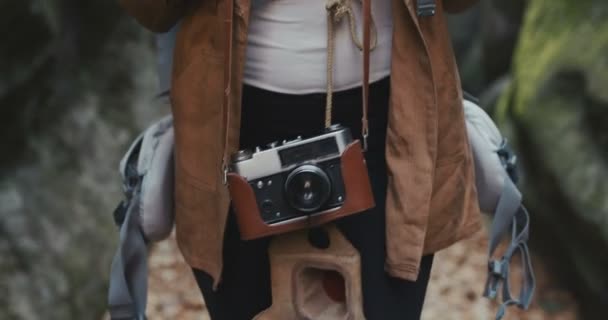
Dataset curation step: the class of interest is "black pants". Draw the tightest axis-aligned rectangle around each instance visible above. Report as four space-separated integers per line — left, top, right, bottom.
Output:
193 78 434 320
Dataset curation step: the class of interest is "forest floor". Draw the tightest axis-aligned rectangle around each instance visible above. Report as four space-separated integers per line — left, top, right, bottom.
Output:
133 226 580 320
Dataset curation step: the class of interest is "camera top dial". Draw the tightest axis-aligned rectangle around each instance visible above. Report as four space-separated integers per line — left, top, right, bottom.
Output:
325 123 344 132
232 149 253 162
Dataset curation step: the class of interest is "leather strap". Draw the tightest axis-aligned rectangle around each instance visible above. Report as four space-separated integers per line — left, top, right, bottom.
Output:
222 0 373 183
222 0 235 184
361 0 371 151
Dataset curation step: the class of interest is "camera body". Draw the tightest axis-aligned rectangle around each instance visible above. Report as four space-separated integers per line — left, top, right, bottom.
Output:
231 124 351 225
228 124 375 240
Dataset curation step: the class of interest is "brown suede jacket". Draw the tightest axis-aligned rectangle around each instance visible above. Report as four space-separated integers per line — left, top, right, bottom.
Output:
119 0 482 288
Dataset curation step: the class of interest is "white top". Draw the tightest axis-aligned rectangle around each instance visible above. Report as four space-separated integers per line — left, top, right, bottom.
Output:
243 0 393 94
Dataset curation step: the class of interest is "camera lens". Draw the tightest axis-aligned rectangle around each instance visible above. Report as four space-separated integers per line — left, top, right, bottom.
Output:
285 165 331 213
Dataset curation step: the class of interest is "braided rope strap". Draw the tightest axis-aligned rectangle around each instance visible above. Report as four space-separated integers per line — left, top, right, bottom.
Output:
325 0 377 138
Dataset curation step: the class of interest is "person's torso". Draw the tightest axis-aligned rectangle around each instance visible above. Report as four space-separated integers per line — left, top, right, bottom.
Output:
169 0 482 286
243 0 393 93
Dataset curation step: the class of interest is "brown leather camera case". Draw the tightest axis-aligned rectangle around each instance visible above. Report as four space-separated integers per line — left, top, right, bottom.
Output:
228 140 375 240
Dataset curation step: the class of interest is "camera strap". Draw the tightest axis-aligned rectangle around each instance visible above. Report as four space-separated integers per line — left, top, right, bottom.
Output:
222 0 235 184
325 0 374 152
362 0 372 152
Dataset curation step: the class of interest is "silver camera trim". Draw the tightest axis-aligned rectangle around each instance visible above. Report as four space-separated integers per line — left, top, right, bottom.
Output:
230 126 353 181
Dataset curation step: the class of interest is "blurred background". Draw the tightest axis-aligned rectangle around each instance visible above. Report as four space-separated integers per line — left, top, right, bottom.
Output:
0 0 606 319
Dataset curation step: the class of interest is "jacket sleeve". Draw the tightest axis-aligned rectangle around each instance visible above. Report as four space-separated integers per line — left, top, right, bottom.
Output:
443 0 480 14
118 0 192 33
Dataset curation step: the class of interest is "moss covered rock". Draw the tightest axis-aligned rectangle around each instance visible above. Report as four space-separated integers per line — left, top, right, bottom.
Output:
497 0 608 315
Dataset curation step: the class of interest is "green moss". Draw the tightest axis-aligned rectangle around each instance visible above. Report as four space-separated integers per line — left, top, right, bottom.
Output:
510 0 608 114
494 1 608 312
508 0 608 238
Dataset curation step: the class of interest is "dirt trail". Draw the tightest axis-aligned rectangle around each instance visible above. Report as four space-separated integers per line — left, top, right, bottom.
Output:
142 229 579 320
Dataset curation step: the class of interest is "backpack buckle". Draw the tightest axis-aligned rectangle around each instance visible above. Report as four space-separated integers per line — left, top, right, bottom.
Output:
485 259 507 299
489 259 506 277
497 139 519 183
417 0 436 17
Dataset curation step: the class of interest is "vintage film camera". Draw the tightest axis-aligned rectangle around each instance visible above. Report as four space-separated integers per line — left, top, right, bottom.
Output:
227 124 375 240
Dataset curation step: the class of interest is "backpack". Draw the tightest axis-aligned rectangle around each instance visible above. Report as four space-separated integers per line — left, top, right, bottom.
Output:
107 25 179 320
108 115 174 320
463 95 535 319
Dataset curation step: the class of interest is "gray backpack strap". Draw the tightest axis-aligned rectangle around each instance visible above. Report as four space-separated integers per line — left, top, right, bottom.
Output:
484 178 536 320
487 178 522 257
108 188 148 320
156 24 179 100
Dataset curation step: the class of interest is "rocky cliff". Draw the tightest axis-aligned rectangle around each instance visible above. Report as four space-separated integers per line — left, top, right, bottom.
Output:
496 0 608 317
0 1 165 319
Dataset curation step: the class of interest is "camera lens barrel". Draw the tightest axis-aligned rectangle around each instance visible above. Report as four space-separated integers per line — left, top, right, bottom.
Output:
284 165 332 213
